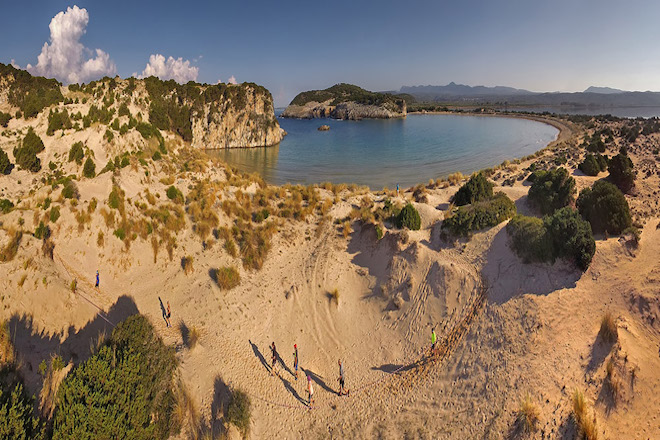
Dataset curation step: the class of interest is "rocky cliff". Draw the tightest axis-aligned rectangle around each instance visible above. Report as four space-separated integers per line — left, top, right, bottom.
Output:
281 83 407 120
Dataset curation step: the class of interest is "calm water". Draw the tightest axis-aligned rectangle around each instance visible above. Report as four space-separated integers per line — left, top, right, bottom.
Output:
506 106 660 118
208 113 558 189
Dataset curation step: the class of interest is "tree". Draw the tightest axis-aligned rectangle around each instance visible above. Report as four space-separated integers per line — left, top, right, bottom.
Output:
577 180 632 235
83 158 96 178
452 172 494 206
395 203 421 230
608 148 635 193
506 215 553 263
578 154 607 176
13 127 44 172
0 367 44 439
0 111 11 128
68 141 85 164
442 192 516 236
544 207 595 271
0 149 13 175
528 167 576 215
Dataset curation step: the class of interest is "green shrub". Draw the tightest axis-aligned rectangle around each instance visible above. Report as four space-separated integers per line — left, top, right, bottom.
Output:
0 62 63 118
452 172 494 206
442 192 516 236
152 150 162 161
108 186 123 210
0 366 44 439
166 186 183 204
46 109 72 135
252 209 270 223
104 129 114 142
49 206 60 223
61 180 79 199
544 207 595 271
118 102 130 117
34 222 49 240
507 215 553 263
214 266 241 290
113 228 126 240
226 388 251 437
395 203 421 230
608 149 635 193
578 154 608 176
68 141 84 164
83 158 96 178
52 315 178 440
528 167 576 215
0 149 12 175
0 111 11 127
577 180 632 235
0 199 14 214
13 127 44 172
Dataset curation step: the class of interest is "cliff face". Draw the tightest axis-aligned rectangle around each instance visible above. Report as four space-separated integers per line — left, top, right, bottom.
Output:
281 83 407 120
282 99 406 120
190 85 285 149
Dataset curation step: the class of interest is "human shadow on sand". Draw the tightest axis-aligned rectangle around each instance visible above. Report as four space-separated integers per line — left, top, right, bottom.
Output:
302 368 335 394
7 294 139 395
482 228 581 305
249 340 271 374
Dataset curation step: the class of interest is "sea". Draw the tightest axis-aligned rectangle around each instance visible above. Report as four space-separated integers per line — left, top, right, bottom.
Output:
207 112 559 190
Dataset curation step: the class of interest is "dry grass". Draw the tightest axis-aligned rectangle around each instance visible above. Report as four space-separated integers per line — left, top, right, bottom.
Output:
329 288 340 306
516 393 540 434
342 221 352 239
182 255 194 275
599 312 617 344
100 208 115 228
447 171 464 185
233 220 277 270
18 273 27 287
605 357 622 403
225 238 238 258
0 321 14 364
213 266 241 290
188 326 200 349
0 229 22 262
173 378 201 439
97 231 104 247
572 389 598 440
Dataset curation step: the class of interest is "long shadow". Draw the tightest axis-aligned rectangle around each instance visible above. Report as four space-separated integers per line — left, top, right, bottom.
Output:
278 354 294 378
8 294 139 395
158 297 168 326
278 375 307 405
249 340 271 373
209 376 231 436
587 334 614 371
179 321 190 347
303 367 335 394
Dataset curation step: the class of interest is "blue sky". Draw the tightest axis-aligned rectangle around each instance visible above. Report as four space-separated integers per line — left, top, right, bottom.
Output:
2 0 660 106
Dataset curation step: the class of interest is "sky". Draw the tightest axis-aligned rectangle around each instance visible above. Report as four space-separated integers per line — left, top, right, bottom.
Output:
2 0 660 107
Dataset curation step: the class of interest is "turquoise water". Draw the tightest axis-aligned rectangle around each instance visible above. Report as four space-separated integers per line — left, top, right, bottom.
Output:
208 113 558 189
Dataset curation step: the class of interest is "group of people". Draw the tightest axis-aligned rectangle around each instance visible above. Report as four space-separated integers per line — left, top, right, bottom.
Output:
269 342 349 408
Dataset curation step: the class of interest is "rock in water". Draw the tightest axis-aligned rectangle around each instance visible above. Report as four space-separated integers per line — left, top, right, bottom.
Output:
318 125 330 131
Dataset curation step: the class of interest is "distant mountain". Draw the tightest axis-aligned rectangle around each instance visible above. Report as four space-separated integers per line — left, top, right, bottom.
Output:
400 82 535 98
584 86 626 94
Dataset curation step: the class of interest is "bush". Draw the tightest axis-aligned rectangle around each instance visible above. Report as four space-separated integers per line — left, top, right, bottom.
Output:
104 129 114 142
442 192 516 236
166 186 183 204
83 157 96 178
13 127 44 172
68 141 84 164
226 388 251 437
528 168 576 215
395 203 421 230
46 109 72 135
452 172 493 206
578 154 607 176
61 180 79 199
577 180 631 235
0 366 44 439
152 150 162 161
214 266 241 290
544 207 595 271
52 315 178 440
608 149 635 193
0 149 13 175
599 312 617 343
506 215 553 263
49 206 60 223
34 222 50 240
0 199 14 214
0 111 11 127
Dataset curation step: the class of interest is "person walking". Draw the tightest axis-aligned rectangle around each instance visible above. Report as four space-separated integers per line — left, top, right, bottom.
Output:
338 359 349 396
430 327 437 353
396 183 400 198
270 342 278 376
95 270 99 288
293 344 299 380
307 375 314 408
166 301 172 327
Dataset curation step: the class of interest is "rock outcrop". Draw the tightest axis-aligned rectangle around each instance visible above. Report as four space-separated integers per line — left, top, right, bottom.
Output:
281 83 407 120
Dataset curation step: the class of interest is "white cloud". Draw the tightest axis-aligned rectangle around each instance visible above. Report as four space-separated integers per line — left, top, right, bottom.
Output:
228 75 238 85
10 59 20 69
27 5 116 84
138 54 199 84
216 78 223 84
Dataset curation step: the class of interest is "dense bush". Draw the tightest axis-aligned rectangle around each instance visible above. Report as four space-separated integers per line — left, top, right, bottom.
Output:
13 127 44 172
608 148 635 193
0 366 44 439
166 186 183 203
46 109 72 135
544 207 595 271
118 102 130 117
527 167 576 215
61 180 79 199
0 149 13 175
507 215 553 263
226 388 251 437
395 203 421 230
52 315 178 440
214 266 241 290
578 153 608 176
577 180 631 235
0 63 63 118
442 192 516 236
83 158 96 178
452 172 493 206
68 141 84 164
0 199 14 214
49 206 60 223
0 111 11 127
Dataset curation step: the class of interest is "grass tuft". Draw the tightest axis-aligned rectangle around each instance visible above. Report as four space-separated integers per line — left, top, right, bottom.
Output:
516 392 540 434
599 312 617 344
